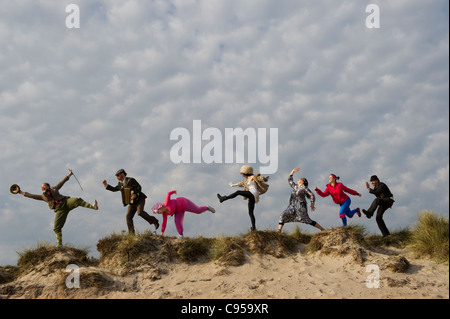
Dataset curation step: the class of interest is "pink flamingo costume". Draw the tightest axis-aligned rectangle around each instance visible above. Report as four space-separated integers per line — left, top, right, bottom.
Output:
152 190 213 236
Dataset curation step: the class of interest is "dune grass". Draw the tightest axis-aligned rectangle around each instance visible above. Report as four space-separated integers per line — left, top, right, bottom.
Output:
96 229 308 267
409 210 449 263
16 241 91 271
354 210 448 263
1 241 92 285
210 236 247 266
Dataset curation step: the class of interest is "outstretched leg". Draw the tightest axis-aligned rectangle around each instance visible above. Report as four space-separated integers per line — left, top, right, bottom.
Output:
66 197 98 210
217 191 256 230
184 198 209 214
218 190 254 201
313 222 326 231
135 198 159 230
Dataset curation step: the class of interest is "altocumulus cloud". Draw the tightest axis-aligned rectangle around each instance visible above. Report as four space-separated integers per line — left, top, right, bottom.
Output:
0 0 448 265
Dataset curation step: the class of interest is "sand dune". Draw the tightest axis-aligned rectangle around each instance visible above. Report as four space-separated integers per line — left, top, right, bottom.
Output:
0 228 448 299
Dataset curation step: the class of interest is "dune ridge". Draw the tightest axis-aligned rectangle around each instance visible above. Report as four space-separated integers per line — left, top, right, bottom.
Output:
0 227 448 299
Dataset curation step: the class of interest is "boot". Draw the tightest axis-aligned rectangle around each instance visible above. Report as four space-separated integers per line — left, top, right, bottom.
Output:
217 194 227 203
362 209 373 219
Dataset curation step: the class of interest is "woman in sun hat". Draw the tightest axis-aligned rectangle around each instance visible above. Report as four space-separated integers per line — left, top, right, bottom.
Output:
217 165 269 232
152 190 215 238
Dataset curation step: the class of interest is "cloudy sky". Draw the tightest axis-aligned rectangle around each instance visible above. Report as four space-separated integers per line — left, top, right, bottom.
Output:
1 0 448 265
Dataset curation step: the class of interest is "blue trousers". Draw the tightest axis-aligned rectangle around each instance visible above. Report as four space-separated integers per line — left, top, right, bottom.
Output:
339 197 358 226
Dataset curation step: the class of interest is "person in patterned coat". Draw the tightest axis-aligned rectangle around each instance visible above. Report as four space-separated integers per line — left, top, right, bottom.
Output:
278 167 325 232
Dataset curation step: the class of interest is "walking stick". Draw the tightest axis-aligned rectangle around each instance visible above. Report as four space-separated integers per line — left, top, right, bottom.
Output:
69 168 84 191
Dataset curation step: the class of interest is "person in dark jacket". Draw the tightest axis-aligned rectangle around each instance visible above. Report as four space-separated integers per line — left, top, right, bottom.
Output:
103 169 159 235
362 175 394 237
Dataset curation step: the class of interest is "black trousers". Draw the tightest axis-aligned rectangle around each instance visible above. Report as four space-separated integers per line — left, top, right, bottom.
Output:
367 197 394 237
224 190 256 230
126 197 159 234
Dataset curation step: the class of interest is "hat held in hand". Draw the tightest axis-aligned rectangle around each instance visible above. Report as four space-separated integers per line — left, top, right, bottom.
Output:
10 184 20 194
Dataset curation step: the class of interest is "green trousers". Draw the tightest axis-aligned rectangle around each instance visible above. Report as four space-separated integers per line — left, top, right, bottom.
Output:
53 197 96 246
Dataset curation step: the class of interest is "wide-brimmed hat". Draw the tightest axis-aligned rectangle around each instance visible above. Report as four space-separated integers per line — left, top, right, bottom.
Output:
240 165 253 175
10 184 20 194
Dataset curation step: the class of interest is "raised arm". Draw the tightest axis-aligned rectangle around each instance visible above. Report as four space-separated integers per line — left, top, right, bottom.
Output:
288 167 299 189
53 174 70 191
164 190 177 207
288 174 297 189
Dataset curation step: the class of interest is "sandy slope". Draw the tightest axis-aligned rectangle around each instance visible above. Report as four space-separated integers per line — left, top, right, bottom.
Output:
101 248 448 299
1 228 448 299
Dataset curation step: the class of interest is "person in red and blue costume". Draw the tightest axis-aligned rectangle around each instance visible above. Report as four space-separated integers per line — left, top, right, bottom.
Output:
314 174 361 226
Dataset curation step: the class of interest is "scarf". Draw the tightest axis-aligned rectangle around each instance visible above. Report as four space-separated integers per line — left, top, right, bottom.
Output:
43 190 62 209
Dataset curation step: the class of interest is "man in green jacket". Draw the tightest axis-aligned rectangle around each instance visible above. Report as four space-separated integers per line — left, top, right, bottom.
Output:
19 170 98 246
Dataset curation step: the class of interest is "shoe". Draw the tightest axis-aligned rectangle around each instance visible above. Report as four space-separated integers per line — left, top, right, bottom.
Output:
356 207 361 217
154 220 160 230
362 209 372 219
217 194 226 203
208 206 215 213
93 200 98 210
177 234 184 240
